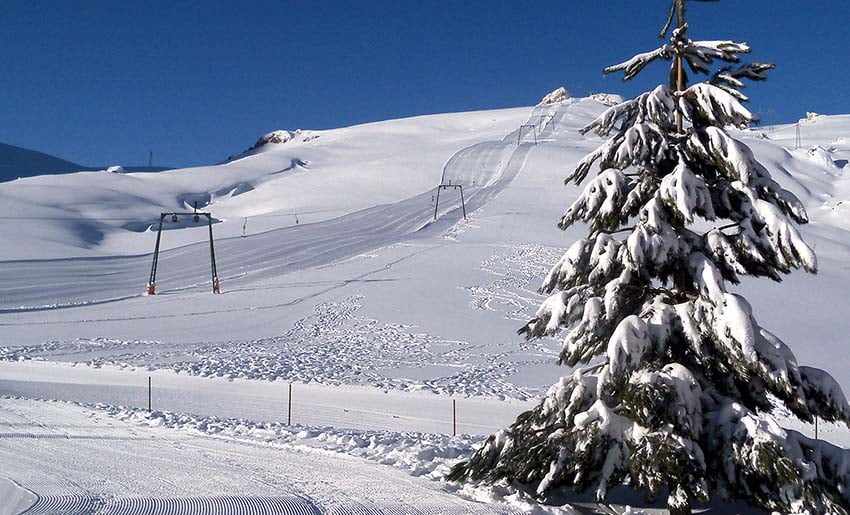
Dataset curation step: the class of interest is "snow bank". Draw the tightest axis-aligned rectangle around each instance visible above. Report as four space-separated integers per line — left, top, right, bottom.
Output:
807 145 838 168
104 404 475 480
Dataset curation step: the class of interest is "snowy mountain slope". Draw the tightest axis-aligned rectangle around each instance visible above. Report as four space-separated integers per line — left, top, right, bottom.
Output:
0 107 531 260
739 115 850 235
1 97 849 513
0 99 601 411
0 105 560 312
1 99 848 402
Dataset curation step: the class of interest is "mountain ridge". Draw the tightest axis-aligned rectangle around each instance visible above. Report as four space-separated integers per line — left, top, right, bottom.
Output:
0 141 170 182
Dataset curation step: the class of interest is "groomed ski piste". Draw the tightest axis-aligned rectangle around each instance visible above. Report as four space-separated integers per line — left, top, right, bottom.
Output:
0 94 848 514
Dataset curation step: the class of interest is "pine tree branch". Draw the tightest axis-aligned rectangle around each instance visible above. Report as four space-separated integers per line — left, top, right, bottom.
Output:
621 283 699 303
707 222 740 236
593 226 636 236
658 0 677 39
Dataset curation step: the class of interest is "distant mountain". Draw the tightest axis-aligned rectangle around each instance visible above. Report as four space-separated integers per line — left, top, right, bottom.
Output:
0 142 170 182
0 142 89 182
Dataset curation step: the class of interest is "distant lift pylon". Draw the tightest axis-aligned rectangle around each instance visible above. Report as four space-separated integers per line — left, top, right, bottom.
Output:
146 204 220 295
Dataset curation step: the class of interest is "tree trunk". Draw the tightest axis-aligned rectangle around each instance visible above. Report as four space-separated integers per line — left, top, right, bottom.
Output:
675 0 686 134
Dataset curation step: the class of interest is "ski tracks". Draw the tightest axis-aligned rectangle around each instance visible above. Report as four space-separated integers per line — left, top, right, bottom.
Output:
20 484 510 515
23 494 320 515
2 399 520 515
0 102 573 315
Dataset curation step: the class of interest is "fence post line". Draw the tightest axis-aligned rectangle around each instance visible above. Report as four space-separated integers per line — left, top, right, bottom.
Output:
452 399 457 436
288 383 292 425
148 376 152 413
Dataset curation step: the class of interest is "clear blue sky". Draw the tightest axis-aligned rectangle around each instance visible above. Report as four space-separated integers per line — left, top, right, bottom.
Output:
1 1 847 168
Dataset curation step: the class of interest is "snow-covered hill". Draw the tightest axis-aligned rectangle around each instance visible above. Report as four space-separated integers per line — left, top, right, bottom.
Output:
0 97 847 513
0 107 532 259
1 96 848 409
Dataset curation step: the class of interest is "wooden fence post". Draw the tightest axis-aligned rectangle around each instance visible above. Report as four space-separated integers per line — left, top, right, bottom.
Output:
452 399 457 436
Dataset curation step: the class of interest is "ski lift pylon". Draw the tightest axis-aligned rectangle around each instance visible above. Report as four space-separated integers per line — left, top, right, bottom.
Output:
146 208 221 295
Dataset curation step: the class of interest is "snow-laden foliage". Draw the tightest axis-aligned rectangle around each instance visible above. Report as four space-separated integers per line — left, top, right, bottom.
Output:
450 5 850 514
603 21 751 89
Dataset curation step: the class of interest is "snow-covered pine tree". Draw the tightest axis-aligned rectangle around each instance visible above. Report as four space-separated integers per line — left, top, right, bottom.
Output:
449 2 850 514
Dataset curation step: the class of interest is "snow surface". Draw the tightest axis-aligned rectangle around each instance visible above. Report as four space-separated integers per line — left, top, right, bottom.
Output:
0 97 848 513
0 397 541 514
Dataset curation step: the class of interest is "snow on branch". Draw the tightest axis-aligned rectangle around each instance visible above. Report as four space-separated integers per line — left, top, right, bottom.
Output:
539 238 595 294
680 83 757 128
580 100 638 136
686 127 810 224
520 289 582 338
707 401 850 513
604 46 673 82
568 141 611 185
703 228 748 283
687 253 726 305
733 186 817 274
752 327 809 415
709 62 776 100
714 62 774 84
612 123 669 170
674 292 836 423
560 297 609 364
581 86 677 137
606 316 654 378
636 86 678 128
799 366 850 424
659 158 715 223
627 363 704 439
560 169 630 231
683 40 751 75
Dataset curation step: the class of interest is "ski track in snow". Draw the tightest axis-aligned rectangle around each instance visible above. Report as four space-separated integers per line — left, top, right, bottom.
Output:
0 104 568 315
1 293 548 401
0 398 529 515
24 495 321 515
0 105 575 403
464 244 562 321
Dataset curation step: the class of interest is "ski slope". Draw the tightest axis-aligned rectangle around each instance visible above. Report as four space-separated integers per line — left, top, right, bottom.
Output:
0 398 523 515
0 104 567 312
1 100 848 415
0 97 848 514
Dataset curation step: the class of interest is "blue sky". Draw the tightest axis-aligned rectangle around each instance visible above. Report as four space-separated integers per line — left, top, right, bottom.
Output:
1 1 847 167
